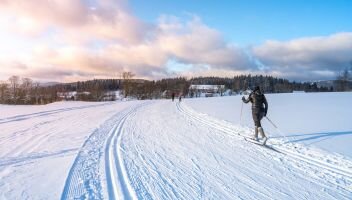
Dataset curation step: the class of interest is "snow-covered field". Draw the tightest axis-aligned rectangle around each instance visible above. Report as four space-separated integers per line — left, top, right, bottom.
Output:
0 101 143 199
0 92 351 199
185 92 352 158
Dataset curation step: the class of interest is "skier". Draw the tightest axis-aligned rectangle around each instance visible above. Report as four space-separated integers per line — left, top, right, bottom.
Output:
242 86 268 144
171 92 175 101
179 94 182 102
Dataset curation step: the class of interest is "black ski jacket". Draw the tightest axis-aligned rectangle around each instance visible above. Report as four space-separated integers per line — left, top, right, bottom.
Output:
242 91 268 114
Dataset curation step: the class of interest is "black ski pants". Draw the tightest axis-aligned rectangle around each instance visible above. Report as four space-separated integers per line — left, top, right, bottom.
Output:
252 108 265 127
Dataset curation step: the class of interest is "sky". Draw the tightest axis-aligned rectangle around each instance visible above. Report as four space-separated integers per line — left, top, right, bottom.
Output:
0 0 351 82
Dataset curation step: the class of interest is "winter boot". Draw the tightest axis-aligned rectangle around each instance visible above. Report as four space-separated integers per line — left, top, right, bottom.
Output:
252 126 259 141
258 127 268 145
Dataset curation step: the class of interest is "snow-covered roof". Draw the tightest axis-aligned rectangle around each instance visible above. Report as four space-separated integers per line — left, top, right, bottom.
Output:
57 91 77 96
189 85 225 90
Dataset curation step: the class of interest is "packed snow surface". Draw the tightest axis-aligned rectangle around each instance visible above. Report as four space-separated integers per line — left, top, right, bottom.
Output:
185 92 352 158
0 92 351 199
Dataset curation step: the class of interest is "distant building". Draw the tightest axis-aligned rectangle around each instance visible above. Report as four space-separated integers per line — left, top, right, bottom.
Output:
57 91 77 100
57 91 92 101
189 85 225 93
189 85 225 97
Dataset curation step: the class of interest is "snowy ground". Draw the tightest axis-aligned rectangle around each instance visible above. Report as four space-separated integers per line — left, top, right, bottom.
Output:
0 101 143 199
185 92 352 158
0 93 351 199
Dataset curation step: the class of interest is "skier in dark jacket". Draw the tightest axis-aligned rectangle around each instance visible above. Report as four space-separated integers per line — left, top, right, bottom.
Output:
171 92 175 101
242 86 268 144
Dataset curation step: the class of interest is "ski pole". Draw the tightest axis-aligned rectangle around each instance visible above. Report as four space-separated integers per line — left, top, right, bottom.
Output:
265 116 288 143
265 116 277 128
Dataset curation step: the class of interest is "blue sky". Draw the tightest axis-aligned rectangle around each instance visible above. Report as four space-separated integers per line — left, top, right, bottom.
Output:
0 0 351 82
130 0 352 45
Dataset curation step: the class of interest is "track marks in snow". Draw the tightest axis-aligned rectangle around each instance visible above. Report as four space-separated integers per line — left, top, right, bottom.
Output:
59 100 351 199
0 148 78 168
2 117 66 158
0 102 115 125
126 112 183 199
177 102 352 197
121 102 294 199
104 105 141 200
61 102 149 200
121 104 209 199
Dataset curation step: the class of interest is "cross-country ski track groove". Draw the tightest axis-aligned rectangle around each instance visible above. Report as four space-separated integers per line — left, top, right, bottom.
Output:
0 102 115 125
0 117 64 157
176 102 352 188
60 100 351 199
61 102 151 200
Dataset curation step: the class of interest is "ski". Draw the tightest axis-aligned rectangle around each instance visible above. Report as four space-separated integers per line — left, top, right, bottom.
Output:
244 137 266 145
244 137 284 154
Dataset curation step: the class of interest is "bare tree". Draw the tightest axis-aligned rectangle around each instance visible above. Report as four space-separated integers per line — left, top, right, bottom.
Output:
91 81 104 101
8 76 20 104
122 72 135 98
32 82 40 104
0 82 9 103
21 78 33 89
21 78 33 104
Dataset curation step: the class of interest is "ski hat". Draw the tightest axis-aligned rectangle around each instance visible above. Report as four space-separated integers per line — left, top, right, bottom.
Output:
254 86 260 91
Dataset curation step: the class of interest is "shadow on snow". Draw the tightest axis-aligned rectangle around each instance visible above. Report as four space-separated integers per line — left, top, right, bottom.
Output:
271 131 352 144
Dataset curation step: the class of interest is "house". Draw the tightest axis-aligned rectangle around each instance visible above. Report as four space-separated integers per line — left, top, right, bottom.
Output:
57 91 91 101
189 85 225 93
57 91 77 100
189 85 225 97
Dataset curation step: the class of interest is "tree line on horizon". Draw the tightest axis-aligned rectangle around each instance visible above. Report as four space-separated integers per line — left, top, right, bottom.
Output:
0 71 351 105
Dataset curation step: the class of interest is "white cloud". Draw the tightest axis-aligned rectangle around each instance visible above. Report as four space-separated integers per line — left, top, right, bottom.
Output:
0 0 148 43
157 16 255 70
253 32 352 79
0 0 255 82
0 1 351 82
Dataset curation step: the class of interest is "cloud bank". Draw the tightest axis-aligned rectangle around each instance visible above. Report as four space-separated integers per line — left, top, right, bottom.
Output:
0 0 351 82
253 32 352 80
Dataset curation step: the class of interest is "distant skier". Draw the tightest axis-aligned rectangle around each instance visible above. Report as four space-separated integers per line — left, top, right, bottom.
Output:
242 86 268 144
179 94 182 102
171 92 175 101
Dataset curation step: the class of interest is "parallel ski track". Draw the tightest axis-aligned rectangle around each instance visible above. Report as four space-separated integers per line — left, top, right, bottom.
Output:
1 117 65 157
0 102 115 124
61 102 150 200
176 102 352 183
104 103 144 200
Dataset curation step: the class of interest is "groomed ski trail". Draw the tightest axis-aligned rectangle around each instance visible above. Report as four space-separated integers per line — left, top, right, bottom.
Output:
177 102 352 192
119 101 351 199
61 102 151 200
104 104 140 200
59 100 352 199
